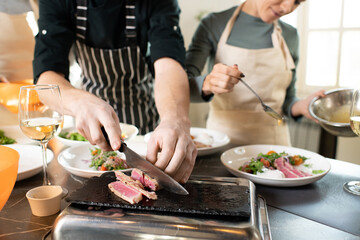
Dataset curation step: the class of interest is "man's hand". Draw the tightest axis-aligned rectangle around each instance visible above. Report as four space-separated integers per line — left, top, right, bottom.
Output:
147 57 197 183
37 71 122 151
71 91 122 151
146 118 197 184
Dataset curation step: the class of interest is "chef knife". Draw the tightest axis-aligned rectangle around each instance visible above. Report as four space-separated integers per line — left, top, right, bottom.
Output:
101 127 189 195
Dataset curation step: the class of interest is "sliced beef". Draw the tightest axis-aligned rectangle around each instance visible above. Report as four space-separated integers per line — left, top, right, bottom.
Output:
108 181 143 204
283 161 312 177
114 171 157 200
131 168 159 191
274 157 310 178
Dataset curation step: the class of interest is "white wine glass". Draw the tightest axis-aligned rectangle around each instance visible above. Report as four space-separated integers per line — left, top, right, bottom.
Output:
19 85 63 186
344 88 360 195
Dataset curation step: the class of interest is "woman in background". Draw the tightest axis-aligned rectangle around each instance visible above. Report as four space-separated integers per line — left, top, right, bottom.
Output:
186 0 324 145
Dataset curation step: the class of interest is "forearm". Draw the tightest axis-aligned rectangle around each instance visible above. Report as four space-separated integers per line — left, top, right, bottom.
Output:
148 58 196 183
154 58 191 126
37 71 88 116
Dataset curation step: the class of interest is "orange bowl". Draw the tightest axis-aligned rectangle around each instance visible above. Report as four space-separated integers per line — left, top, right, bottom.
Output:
0 146 20 211
0 79 33 114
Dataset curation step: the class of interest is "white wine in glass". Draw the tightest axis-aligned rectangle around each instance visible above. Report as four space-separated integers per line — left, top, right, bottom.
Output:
344 88 360 195
19 85 63 186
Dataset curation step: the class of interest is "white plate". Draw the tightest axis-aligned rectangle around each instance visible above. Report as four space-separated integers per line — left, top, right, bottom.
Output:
0 125 34 145
58 143 133 178
5 144 54 181
144 127 230 156
55 122 139 147
221 144 331 187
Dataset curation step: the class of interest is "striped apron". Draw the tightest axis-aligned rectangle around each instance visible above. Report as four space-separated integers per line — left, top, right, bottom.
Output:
74 0 158 135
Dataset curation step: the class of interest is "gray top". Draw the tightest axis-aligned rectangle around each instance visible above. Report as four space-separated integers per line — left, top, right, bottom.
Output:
0 0 32 14
186 6 300 118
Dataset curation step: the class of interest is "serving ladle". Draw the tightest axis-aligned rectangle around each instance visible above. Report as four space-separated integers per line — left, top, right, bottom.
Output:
237 76 284 122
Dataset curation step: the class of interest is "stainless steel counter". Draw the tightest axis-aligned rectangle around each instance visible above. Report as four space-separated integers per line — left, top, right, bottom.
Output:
0 139 359 240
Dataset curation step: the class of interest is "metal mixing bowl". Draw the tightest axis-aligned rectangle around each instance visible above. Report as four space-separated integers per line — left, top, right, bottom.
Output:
309 88 356 137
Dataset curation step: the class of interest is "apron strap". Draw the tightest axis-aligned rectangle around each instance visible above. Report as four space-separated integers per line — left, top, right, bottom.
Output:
75 0 87 40
75 0 137 46
272 21 296 70
218 3 295 71
125 0 137 47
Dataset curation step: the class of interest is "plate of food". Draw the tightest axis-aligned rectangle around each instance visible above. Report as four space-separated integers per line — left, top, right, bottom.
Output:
0 125 34 145
5 144 54 181
56 123 139 147
221 145 331 187
144 127 230 156
58 143 132 178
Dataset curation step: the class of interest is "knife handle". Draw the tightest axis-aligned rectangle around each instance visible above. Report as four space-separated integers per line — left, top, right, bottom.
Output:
100 126 126 151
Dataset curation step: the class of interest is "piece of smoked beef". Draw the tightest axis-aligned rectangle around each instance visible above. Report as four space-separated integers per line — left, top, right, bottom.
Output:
274 157 311 178
108 181 143 204
283 161 311 177
131 168 159 191
115 171 157 200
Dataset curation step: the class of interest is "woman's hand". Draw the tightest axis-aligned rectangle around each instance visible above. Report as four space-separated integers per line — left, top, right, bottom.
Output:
202 63 244 95
291 90 326 122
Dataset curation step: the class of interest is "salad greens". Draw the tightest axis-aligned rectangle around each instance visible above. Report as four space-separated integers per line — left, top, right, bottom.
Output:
89 148 129 171
312 169 325 174
239 151 309 175
59 131 87 141
0 130 16 145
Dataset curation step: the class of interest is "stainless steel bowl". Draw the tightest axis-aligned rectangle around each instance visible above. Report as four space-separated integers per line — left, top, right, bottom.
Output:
309 88 356 137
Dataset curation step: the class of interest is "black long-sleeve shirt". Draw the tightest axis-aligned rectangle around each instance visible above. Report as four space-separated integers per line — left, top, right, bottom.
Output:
33 0 185 81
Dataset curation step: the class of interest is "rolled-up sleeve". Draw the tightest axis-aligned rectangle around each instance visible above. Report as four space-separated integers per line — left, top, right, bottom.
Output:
147 0 185 67
33 0 75 82
186 14 219 102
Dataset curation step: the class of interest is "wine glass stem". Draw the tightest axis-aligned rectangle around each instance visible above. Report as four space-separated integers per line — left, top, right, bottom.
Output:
40 142 51 186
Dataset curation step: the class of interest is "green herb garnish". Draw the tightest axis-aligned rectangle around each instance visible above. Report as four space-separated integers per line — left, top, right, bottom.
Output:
59 131 87 141
239 160 264 174
0 130 16 145
312 169 325 174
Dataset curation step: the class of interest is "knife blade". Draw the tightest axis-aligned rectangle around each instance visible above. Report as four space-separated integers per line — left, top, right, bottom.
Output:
101 127 189 195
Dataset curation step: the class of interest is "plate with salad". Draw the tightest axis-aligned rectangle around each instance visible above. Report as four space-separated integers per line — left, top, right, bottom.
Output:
221 145 331 187
58 143 132 178
56 123 139 147
0 125 34 145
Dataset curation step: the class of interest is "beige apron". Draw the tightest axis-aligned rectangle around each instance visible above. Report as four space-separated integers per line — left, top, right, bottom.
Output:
207 3 295 146
0 12 35 82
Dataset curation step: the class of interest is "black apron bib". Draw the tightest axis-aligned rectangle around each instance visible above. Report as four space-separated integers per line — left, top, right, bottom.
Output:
74 0 158 134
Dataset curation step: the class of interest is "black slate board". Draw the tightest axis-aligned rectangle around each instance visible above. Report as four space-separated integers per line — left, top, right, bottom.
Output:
66 172 251 218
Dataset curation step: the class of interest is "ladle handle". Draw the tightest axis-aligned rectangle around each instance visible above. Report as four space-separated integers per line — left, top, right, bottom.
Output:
238 78 265 106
